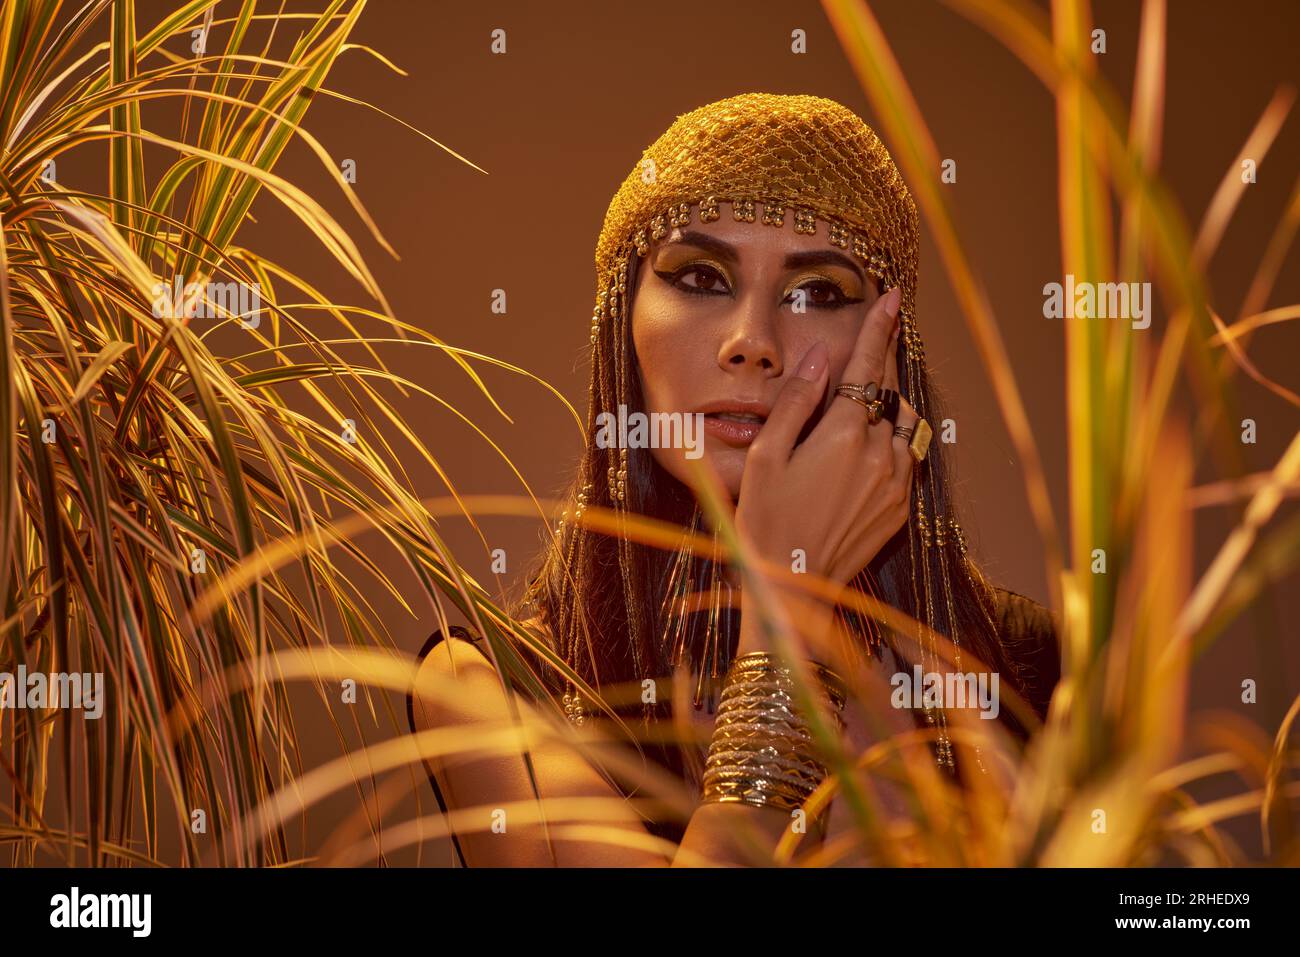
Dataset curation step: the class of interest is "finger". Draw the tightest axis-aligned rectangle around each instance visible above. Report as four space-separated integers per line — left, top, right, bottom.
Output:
840 285 900 388
877 397 918 546
826 391 914 578
889 395 921 455
862 321 903 441
839 310 904 450
881 319 900 394
892 433 917 526
752 341 829 461
825 286 901 431
891 403 918 510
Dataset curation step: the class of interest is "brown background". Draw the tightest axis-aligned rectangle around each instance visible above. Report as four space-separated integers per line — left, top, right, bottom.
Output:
70 0 1300 861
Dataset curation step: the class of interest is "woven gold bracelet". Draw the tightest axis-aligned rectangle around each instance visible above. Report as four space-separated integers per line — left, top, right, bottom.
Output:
700 652 849 812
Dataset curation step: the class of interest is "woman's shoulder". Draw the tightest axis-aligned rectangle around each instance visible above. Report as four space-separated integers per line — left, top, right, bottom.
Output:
407 616 556 725
414 623 485 665
406 624 497 740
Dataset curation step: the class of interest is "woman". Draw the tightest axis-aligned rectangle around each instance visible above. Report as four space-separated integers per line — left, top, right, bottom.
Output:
407 93 1060 866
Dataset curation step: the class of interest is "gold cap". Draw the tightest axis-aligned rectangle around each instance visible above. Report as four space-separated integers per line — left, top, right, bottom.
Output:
593 92 922 344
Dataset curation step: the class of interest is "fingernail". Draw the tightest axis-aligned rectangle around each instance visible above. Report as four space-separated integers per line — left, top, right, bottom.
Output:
795 341 828 380
884 286 902 319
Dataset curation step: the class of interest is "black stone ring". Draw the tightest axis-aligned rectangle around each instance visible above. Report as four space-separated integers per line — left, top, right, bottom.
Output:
878 388 901 424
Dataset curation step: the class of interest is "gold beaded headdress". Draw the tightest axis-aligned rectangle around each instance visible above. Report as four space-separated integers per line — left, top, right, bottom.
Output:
573 93 992 769
594 92 921 342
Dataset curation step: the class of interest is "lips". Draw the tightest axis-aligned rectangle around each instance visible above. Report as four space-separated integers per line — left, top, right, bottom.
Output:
698 400 770 447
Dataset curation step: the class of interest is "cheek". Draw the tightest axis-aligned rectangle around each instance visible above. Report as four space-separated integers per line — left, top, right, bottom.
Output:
829 341 854 381
632 301 707 413
812 323 861 399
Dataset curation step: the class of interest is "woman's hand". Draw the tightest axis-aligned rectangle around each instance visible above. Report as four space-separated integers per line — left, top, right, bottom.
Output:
733 286 922 595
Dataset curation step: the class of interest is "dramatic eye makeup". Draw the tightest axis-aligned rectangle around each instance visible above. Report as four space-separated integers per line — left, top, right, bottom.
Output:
653 259 733 297
781 273 864 309
779 249 870 309
651 231 871 309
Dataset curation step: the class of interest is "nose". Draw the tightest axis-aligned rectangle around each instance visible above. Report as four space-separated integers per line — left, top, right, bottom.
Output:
717 299 782 376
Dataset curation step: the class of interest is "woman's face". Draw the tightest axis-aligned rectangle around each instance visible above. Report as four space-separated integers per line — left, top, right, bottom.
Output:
631 203 882 500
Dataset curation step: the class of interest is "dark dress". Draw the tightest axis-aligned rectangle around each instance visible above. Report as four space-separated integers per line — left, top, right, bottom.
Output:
404 586 1061 866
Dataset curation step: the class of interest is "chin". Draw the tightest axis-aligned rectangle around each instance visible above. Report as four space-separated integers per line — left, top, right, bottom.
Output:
655 445 745 504
701 446 746 503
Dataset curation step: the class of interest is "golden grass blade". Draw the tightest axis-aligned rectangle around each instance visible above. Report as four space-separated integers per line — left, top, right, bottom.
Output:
1235 173 1300 345
1207 309 1300 407
1262 691 1300 855
316 87 490 176
51 338 134 410
1196 509 1300 654
1191 86 1295 269
1188 471 1300 508
108 0 145 245
1051 0 1118 669
1176 429 1300 643
1210 304 1300 345
0 213 18 618
6 41 110 149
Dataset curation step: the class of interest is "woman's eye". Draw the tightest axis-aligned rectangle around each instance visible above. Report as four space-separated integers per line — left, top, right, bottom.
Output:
788 279 855 308
669 263 730 295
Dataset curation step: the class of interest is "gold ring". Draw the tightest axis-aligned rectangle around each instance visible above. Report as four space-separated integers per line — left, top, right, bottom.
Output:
836 381 879 401
907 418 932 462
834 386 883 424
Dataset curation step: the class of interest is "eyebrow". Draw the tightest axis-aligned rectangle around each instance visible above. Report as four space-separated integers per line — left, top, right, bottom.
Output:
659 230 866 282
